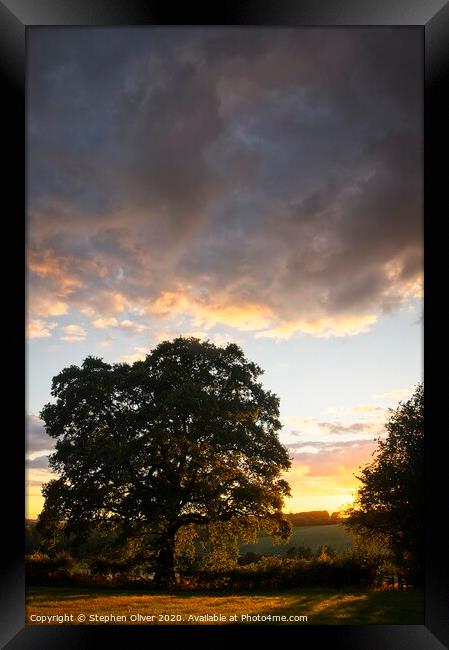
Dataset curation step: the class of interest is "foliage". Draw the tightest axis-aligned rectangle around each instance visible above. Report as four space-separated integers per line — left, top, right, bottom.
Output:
344 384 424 584
181 549 382 590
25 551 75 584
25 535 393 591
38 337 291 587
90 556 137 579
285 545 314 560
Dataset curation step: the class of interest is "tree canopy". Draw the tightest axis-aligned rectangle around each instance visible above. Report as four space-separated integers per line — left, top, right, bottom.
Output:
344 383 424 583
38 337 291 586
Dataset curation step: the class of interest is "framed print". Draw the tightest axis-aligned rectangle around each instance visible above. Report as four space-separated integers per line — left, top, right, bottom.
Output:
1 1 448 648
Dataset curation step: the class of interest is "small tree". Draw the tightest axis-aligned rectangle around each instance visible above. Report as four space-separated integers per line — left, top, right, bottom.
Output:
344 384 424 584
39 337 291 587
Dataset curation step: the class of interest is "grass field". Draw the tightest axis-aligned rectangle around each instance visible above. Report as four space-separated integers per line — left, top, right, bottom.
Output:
26 586 423 625
240 524 352 555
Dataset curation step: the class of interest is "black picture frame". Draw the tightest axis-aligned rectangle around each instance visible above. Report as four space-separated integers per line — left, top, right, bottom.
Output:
2 1 447 648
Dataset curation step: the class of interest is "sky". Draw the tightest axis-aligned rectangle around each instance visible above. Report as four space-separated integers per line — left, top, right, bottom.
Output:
26 27 423 519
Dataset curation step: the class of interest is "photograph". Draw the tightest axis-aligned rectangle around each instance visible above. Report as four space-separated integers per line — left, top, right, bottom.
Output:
25 26 424 627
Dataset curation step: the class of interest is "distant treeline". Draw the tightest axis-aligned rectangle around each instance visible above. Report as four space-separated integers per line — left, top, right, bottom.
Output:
26 511 342 530
285 511 341 527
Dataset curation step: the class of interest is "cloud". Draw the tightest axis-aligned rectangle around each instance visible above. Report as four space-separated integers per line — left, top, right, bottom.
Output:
285 416 314 425
373 386 415 400
282 408 387 446
92 317 147 333
93 317 118 328
118 319 147 333
27 319 57 339
256 314 377 340
26 455 50 469
28 28 423 339
26 468 56 488
26 414 55 457
317 421 375 436
29 294 69 317
350 404 384 414
288 438 376 455
60 324 86 341
149 291 273 331
120 346 148 363
98 335 114 348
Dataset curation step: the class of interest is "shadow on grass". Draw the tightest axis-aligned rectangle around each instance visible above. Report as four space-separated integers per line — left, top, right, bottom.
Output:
240 588 424 625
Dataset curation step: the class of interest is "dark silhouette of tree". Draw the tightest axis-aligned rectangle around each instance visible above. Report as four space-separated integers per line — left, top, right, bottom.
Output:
38 337 291 588
344 384 424 584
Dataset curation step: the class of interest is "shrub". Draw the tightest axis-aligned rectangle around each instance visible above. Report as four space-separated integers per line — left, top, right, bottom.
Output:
25 551 76 585
25 546 384 590
179 551 380 590
90 557 132 579
286 545 313 560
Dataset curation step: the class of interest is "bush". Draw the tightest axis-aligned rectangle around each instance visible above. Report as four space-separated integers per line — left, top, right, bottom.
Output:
179 551 381 590
25 551 155 589
90 557 132 579
25 551 76 585
286 545 313 560
25 545 384 590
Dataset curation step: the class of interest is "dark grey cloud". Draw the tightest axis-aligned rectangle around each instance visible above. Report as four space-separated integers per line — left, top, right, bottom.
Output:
288 439 378 452
318 421 380 435
289 419 383 437
26 414 54 455
28 28 423 336
26 455 50 469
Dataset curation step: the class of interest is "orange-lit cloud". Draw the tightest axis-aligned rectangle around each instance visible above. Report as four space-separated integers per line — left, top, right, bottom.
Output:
60 324 86 342
93 317 119 328
29 293 69 317
27 319 57 339
28 249 84 291
149 290 273 331
256 314 378 340
147 291 382 339
383 259 423 301
79 291 130 318
92 316 147 333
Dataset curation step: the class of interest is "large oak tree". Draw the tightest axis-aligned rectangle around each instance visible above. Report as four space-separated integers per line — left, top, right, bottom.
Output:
39 337 291 587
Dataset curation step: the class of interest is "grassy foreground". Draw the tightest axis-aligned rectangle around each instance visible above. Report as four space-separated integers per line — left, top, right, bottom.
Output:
26 586 424 625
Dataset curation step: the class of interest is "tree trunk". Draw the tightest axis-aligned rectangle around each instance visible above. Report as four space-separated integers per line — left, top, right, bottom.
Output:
153 535 176 589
